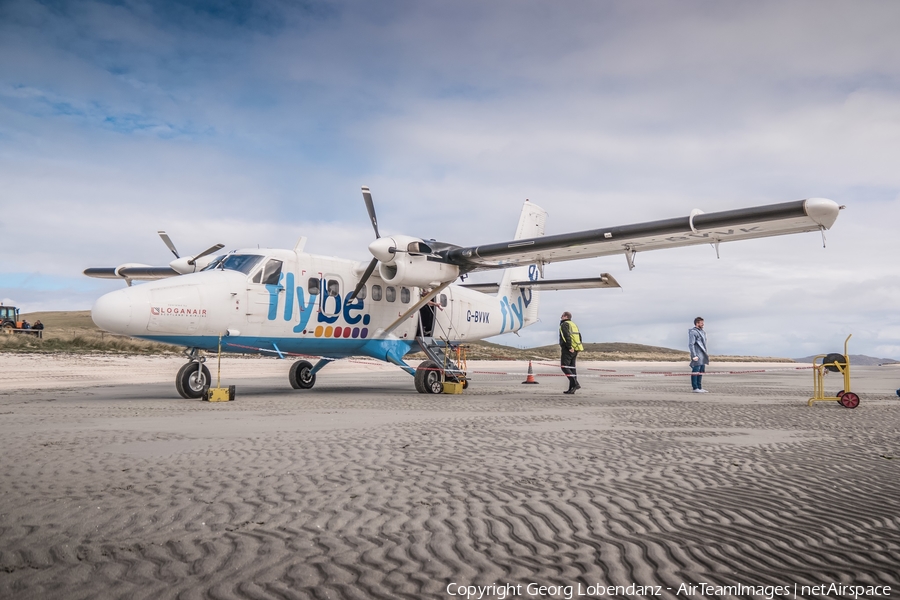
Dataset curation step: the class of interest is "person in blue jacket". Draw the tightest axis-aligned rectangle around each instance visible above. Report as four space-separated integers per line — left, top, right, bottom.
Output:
688 317 709 393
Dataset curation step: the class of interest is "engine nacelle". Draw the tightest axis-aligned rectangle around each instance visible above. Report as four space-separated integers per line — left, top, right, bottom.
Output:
378 255 459 287
114 263 151 277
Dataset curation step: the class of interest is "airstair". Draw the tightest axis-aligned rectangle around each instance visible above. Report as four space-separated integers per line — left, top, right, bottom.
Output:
415 335 467 383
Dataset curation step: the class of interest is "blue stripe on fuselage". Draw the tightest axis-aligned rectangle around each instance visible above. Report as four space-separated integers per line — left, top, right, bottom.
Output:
137 334 416 362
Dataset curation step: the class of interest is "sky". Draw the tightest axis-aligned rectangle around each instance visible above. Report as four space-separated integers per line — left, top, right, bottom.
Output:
1 0 899 359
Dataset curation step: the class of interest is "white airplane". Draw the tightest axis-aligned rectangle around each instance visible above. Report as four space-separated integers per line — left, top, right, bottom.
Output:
85 188 842 398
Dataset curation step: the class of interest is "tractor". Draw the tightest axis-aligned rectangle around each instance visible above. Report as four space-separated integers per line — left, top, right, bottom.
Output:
0 305 22 331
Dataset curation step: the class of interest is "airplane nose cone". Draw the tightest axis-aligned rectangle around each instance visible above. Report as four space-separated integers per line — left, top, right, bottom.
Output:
92 289 133 333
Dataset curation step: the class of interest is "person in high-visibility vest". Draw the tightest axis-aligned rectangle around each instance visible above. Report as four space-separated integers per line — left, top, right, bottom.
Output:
559 311 584 394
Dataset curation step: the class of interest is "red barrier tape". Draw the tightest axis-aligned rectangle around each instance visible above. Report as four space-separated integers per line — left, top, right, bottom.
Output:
221 342 813 380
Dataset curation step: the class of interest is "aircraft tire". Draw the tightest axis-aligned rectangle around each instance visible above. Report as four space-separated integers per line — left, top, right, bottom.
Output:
822 353 846 373
176 363 211 399
415 360 442 394
289 360 316 390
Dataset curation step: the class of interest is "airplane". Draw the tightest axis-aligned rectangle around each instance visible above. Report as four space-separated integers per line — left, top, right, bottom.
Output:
85 188 842 398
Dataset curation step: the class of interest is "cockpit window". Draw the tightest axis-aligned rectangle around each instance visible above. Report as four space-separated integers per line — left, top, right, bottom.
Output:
203 254 263 274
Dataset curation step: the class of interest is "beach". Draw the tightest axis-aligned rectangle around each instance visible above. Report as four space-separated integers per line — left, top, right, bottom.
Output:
0 355 898 599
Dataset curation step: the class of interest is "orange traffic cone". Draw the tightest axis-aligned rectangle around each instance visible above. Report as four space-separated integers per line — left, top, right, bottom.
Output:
522 360 539 384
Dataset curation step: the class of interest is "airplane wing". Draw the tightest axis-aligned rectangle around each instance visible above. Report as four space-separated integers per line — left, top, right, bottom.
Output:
441 198 840 270
84 266 179 281
84 234 224 283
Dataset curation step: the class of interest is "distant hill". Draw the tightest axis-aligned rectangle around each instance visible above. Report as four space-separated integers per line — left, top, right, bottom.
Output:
793 354 899 366
411 341 793 362
10 311 793 361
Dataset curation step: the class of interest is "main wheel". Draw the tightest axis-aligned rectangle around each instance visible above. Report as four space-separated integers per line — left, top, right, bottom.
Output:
1 322 13 334
836 390 845 398
839 391 860 408
414 360 443 394
289 360 316 389
176 363 211 399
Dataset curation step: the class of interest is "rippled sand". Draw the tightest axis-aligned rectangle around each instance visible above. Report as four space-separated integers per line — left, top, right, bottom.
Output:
1 355 898 599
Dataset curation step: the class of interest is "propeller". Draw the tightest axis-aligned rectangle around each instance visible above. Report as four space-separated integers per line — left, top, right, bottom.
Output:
349 187 391 301
350 257 378 301
158 231 225 273
362 186 380 239
188 243 225 266
159 231 180 258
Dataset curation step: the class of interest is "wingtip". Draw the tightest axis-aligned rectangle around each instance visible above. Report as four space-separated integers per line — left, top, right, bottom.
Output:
803 197 840 229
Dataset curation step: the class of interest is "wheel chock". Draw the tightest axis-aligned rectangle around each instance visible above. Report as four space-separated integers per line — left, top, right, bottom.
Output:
205 385 236 402
442 381 464 394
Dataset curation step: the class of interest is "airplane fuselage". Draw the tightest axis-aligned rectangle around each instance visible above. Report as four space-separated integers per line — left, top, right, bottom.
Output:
91 248 535 365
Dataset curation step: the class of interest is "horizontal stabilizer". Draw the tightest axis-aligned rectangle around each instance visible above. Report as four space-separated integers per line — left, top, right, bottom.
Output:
461 273 620 293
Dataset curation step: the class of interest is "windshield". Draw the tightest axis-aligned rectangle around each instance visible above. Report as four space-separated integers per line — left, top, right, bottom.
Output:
202 254 264 274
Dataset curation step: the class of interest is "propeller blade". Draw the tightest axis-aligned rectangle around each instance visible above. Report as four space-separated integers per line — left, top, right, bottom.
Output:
361 186 380 239
188 243 225 265
349 257 378 301
158 231 179 258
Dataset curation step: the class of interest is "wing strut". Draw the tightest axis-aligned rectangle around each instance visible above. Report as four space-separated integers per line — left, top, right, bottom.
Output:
625 246 636 271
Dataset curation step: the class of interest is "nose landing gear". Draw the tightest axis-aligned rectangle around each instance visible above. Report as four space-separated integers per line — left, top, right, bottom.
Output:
176 349 210 399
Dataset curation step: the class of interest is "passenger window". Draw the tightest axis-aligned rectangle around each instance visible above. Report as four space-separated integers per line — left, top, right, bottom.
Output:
308 277 320 295
440 294 448 307
327 279 340 297
372 285 382 301
356 285 367 300
400 287 410 303
261 260 283 285
386 286 396 302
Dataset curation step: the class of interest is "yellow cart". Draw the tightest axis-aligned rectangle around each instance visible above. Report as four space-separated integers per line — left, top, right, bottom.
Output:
204 336 236 402
808 334 859 408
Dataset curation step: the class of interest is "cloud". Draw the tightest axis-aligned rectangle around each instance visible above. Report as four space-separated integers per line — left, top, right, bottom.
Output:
1 0 899 358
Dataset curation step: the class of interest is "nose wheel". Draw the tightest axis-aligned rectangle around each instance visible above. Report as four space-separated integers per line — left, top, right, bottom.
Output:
176 360 211 399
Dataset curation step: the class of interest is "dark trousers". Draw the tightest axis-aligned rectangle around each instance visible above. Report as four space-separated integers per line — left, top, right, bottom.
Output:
561 349 579 388
691 364 706 390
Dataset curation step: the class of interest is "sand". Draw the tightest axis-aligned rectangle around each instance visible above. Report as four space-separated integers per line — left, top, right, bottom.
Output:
0 354 898 599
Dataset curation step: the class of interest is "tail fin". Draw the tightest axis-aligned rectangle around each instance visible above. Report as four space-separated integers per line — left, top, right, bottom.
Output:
498 200 547 330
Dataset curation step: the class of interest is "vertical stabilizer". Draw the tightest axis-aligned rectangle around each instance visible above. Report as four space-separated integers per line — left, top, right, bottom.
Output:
498 200 546 330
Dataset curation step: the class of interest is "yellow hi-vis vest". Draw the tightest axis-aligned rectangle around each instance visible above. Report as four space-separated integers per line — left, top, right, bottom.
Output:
560 320 584 352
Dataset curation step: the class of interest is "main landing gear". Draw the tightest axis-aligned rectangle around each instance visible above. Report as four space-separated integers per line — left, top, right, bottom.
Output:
414 360 443 394
289 360 316 389
414 360 469 394
176 349 211 399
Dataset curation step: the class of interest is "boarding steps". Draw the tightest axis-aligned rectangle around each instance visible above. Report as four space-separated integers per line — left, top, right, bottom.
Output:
415 336 467 382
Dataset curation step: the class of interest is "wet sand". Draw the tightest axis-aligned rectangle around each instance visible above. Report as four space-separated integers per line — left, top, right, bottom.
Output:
1 355 898 599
